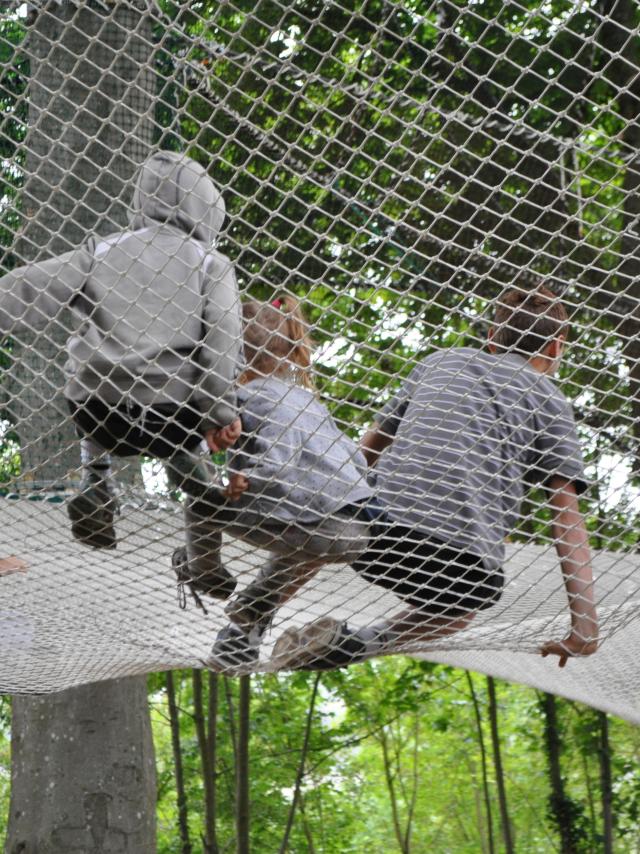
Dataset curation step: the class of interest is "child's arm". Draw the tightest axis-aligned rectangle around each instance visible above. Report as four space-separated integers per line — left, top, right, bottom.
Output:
0 252 89 333
361 422 394 467
198 256 243 433
540 476 598 667
204 418 242 452
0 250 90 334
361 367 420 466
0 555 28 575
224 472 249 501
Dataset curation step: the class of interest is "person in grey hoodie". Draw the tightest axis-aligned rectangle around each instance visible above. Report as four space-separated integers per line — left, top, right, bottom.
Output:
0 151 242 593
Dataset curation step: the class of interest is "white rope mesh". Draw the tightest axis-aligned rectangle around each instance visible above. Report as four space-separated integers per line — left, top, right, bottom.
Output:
0 2 638 717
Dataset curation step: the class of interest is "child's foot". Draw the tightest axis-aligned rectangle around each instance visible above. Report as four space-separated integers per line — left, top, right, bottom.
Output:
67 481 119 550
272 617 369 671
172 547 236 613
207 623 261 671
0 555 28 576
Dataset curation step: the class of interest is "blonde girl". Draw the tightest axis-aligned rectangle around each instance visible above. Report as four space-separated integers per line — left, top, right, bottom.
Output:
174 295 372 667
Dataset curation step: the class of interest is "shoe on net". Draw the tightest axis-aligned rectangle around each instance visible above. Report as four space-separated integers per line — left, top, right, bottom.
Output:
207 623 261 671
272 617 369 672
172 546 236 613
67 481 119 550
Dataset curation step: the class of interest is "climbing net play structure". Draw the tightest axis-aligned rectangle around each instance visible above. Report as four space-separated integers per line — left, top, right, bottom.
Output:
0 1 639 720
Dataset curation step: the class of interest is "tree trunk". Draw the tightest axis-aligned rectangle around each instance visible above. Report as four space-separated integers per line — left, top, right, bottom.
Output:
6 678 156 853
597 711 614 854
487 677 514 853
379 726 409 854
403 715 420 853
541 693 578 854
466 672 495 854
297 795 317 854
167 671 192 854
5 3 157 852
207 673 222 851
193 669 219 854
279 674 321 854
236 676 251 854
6 0 156 487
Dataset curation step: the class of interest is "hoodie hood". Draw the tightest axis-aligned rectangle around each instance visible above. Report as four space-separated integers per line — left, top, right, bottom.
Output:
129 151 225 246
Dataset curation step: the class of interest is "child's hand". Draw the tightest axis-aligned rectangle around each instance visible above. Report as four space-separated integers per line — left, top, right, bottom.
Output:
205 418 242 452
224 473 249 501
540 632 598 668
0 555 27 576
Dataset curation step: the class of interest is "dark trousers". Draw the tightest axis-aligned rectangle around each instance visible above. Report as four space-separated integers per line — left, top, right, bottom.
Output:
68 398 203 459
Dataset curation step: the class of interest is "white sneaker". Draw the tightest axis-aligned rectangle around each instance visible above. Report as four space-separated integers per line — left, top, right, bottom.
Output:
272 618 368 671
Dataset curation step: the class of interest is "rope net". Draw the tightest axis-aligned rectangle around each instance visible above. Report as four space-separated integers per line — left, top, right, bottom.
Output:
0 1 639 717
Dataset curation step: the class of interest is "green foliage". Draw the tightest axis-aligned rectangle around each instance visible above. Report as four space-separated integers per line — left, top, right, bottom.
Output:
143 0 640 495
0 17 26 265
145 667 640 852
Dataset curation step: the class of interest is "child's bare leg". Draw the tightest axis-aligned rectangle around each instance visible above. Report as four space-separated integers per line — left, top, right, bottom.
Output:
273 561 322 604
209 559 325 672
209 516 368 672
226 559 323 634
225 516 368 635
378 608 476 645
175 492 319 613
174 498 236 609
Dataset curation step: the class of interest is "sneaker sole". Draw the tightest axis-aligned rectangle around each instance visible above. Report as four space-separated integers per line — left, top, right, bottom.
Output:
272 617 343 669
67 494 117 550
207 626 260 673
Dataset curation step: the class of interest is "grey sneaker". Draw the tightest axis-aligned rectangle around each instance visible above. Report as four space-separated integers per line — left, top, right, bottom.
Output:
272 617 369 671
67 480 119 550
207 623 261 671
172 546 236 613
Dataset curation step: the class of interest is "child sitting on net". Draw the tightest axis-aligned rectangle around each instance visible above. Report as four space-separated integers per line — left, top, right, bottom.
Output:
0 151 242 590
270 285 598 671
173 294 373 668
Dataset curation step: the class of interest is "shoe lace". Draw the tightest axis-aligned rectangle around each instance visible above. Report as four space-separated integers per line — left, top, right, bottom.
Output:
177 579 209 615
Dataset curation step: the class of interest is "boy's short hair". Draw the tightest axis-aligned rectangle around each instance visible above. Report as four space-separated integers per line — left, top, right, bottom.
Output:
491 285 569 356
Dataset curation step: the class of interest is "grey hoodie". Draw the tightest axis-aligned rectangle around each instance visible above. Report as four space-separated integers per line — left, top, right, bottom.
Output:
0 151 241 430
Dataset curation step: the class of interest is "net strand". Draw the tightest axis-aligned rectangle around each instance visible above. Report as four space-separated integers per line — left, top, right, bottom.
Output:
0 1 637 716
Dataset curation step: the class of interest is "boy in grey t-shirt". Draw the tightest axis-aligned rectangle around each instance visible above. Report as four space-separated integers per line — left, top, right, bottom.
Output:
273 286 599 671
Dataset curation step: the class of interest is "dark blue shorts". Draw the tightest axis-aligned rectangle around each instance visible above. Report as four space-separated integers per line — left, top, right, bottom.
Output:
349 506 503 616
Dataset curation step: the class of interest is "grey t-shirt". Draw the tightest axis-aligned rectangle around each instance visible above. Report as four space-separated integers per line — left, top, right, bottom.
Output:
374 348 587 570
228 376 372 524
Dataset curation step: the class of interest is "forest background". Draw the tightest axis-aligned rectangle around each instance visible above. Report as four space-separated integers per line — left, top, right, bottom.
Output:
0 0 640 850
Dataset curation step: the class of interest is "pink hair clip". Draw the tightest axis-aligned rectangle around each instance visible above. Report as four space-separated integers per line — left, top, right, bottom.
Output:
271 298 282 309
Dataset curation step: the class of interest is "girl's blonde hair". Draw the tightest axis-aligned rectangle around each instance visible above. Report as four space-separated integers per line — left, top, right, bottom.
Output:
240 295 315 389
